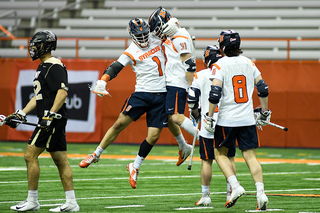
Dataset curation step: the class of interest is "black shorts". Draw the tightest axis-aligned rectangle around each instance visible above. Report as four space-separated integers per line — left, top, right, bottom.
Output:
120 92 167 128
214 125 259 150
199 136 236 160
29 118 67 152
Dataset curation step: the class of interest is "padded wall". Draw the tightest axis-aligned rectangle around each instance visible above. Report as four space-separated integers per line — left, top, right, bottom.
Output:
0 59 319 148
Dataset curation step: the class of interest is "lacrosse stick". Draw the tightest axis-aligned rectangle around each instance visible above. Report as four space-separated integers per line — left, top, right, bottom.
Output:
191 36 196 60
0 114 40 127
188 121 199 170
264 121 288 131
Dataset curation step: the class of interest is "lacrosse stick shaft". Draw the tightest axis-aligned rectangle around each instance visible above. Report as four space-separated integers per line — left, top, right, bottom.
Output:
11 119 40 127
264 121 288 131
188 122 199 170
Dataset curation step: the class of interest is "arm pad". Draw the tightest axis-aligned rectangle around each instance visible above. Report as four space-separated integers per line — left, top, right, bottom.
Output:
103 61 124 81
208 85 222 104
187 87 200 109
255 79 269 97
184 57 196 72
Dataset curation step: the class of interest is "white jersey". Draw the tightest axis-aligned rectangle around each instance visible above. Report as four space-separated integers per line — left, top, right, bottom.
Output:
209 55 261 127
162 27 194 89
117 36 166 93
190 68 218 139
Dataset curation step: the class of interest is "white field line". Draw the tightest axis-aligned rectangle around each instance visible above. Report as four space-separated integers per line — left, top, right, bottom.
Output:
245 209 284 212
105 205 145 209
175 207 214 210
1 171 320 184
1 188 320 205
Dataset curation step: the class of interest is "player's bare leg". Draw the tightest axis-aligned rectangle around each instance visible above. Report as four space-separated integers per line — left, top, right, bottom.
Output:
195 159 213 206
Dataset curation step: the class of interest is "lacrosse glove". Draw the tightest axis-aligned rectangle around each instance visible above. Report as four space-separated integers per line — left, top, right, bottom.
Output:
255 108 271 126
5 109 26 128
91 80 110 97
190 108 201 124
40 110 62 132
203 112 216 133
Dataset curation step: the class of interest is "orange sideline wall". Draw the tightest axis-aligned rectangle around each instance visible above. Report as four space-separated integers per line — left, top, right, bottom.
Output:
0 59 319 148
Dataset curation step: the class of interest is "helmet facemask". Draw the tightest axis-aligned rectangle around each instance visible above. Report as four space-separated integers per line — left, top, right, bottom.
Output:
128 18 150 49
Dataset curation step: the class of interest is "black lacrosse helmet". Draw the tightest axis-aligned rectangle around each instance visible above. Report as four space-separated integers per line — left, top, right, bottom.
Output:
28 30 57 60
202 45 223 68
148 6 172 40
218 29 241 52
128 18 150 49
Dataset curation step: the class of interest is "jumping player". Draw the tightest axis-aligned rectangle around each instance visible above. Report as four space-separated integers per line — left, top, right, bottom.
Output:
149 7 198 166
79 18 167 190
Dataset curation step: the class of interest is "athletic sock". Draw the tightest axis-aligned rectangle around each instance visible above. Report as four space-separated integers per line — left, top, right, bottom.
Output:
201 185 210 196
227 175 240 190
175 133 188 150
65 190 77 204
255 182 265 197
27 190 38 201
134 140 153 169
180 118 197 136
94 146 104 157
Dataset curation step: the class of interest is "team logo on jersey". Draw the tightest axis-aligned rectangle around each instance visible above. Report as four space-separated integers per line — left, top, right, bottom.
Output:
138 45 161 61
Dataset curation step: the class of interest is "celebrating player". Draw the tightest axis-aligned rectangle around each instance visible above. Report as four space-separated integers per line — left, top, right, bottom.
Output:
188 45 236 206
7 30 79 212
79 18 167 189
205 30 270 210
149 7 198 166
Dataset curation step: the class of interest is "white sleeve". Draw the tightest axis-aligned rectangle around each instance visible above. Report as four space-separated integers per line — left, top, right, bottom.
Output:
117 54 132 67
171 36 192 55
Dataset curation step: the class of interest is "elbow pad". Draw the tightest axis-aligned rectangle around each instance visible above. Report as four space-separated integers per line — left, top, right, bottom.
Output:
103 61 124 81
187 87 200 109
255 79 269 97
184 57 196 72
208 85 222 104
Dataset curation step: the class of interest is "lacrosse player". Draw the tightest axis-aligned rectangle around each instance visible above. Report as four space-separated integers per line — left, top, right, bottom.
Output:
149 7 198 166
205 30 270 210
188 45 236 206
79 18 167 189
7 31 79 212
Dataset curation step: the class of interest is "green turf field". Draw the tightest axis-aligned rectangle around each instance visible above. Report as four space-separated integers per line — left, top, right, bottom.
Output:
0 141 320 212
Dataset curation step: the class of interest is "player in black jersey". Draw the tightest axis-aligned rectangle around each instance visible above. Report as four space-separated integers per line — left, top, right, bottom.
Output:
6 30 79 212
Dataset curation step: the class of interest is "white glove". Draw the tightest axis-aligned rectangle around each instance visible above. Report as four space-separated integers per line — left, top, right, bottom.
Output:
162 17 179 37
255 108 271 126
203 112 216 133
90 80 110 97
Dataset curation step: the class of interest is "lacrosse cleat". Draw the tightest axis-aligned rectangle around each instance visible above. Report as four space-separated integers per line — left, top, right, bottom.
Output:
49 202 79 212
225 185 245 208
195 191 211 206
127 163 139 189
256 193 268 210
10 200 40 212
176 144 192 166
79 153 100 168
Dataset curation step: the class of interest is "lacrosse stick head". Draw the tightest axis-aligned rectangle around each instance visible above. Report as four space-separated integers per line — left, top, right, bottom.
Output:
0 115 7 126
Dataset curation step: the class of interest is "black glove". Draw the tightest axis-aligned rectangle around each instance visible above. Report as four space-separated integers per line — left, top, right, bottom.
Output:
5 110 26 128
39 110 62 132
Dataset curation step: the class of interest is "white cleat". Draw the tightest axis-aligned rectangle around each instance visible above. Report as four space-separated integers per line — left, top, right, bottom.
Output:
256 193 268 210
49 202 79 212
10 200 40 212
225 185 245 208
195 191 211 206
176 144 192 166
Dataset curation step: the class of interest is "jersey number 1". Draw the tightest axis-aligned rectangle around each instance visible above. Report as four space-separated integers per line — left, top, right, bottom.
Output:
232 75 248 103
